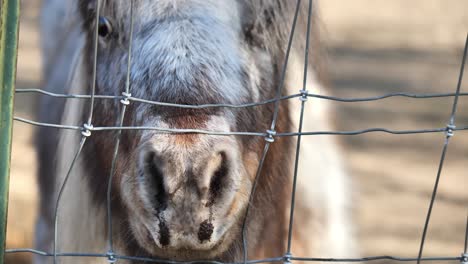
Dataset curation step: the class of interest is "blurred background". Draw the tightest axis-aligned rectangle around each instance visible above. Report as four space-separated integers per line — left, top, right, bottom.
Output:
5 1 468 263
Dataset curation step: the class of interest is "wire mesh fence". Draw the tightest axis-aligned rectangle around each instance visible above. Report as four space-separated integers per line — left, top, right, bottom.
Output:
2 0 468 264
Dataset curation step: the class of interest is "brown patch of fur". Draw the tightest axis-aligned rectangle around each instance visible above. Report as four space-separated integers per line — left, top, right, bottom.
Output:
172 134 199 146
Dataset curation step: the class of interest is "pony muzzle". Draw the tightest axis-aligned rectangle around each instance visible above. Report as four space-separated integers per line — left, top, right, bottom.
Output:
133 137 245 252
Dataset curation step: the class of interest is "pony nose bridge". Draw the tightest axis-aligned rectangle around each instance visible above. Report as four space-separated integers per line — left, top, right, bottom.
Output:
194 151 225 201
139 143 232 207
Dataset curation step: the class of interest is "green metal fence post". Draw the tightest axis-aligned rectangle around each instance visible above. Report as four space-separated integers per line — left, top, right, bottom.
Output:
0 0 20 263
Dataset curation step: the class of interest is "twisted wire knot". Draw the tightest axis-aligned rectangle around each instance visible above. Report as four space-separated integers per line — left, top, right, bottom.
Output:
265 130 277 143
120 92 132 106
461 253 468 264
81 123 94 137
299 89 309 102
106 251 116 263
446 124 456 137
283 253 293 264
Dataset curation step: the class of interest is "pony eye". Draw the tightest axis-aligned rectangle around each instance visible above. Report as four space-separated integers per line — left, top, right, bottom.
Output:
98 17 113 38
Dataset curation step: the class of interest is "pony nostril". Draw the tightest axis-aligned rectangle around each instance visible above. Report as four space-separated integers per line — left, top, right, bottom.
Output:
143 151 171 246
143 151 167 212
198 220 214 243
207 152 229 207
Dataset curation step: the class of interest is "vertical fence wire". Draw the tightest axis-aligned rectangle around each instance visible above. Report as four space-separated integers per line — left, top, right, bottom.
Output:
105 0 135 258
52 1 103 264
415 33 468 264
241 1 302 263
52 137 88 264
464 215 468 258
286 0 313 255
86 0 102 126
269 1 301 132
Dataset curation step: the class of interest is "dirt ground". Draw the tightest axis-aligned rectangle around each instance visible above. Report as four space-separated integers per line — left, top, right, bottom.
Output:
5 1 468 264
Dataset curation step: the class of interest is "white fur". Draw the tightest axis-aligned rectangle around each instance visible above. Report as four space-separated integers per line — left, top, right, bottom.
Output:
52 52 109 264
286 52 357 258
40 4 111 259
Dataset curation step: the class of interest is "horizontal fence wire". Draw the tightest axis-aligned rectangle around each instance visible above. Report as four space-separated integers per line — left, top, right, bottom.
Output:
5 0 468 263
13 90 468 136
12 90 468 136
14 88 468 104
4 249 464 263
12 116 468 136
